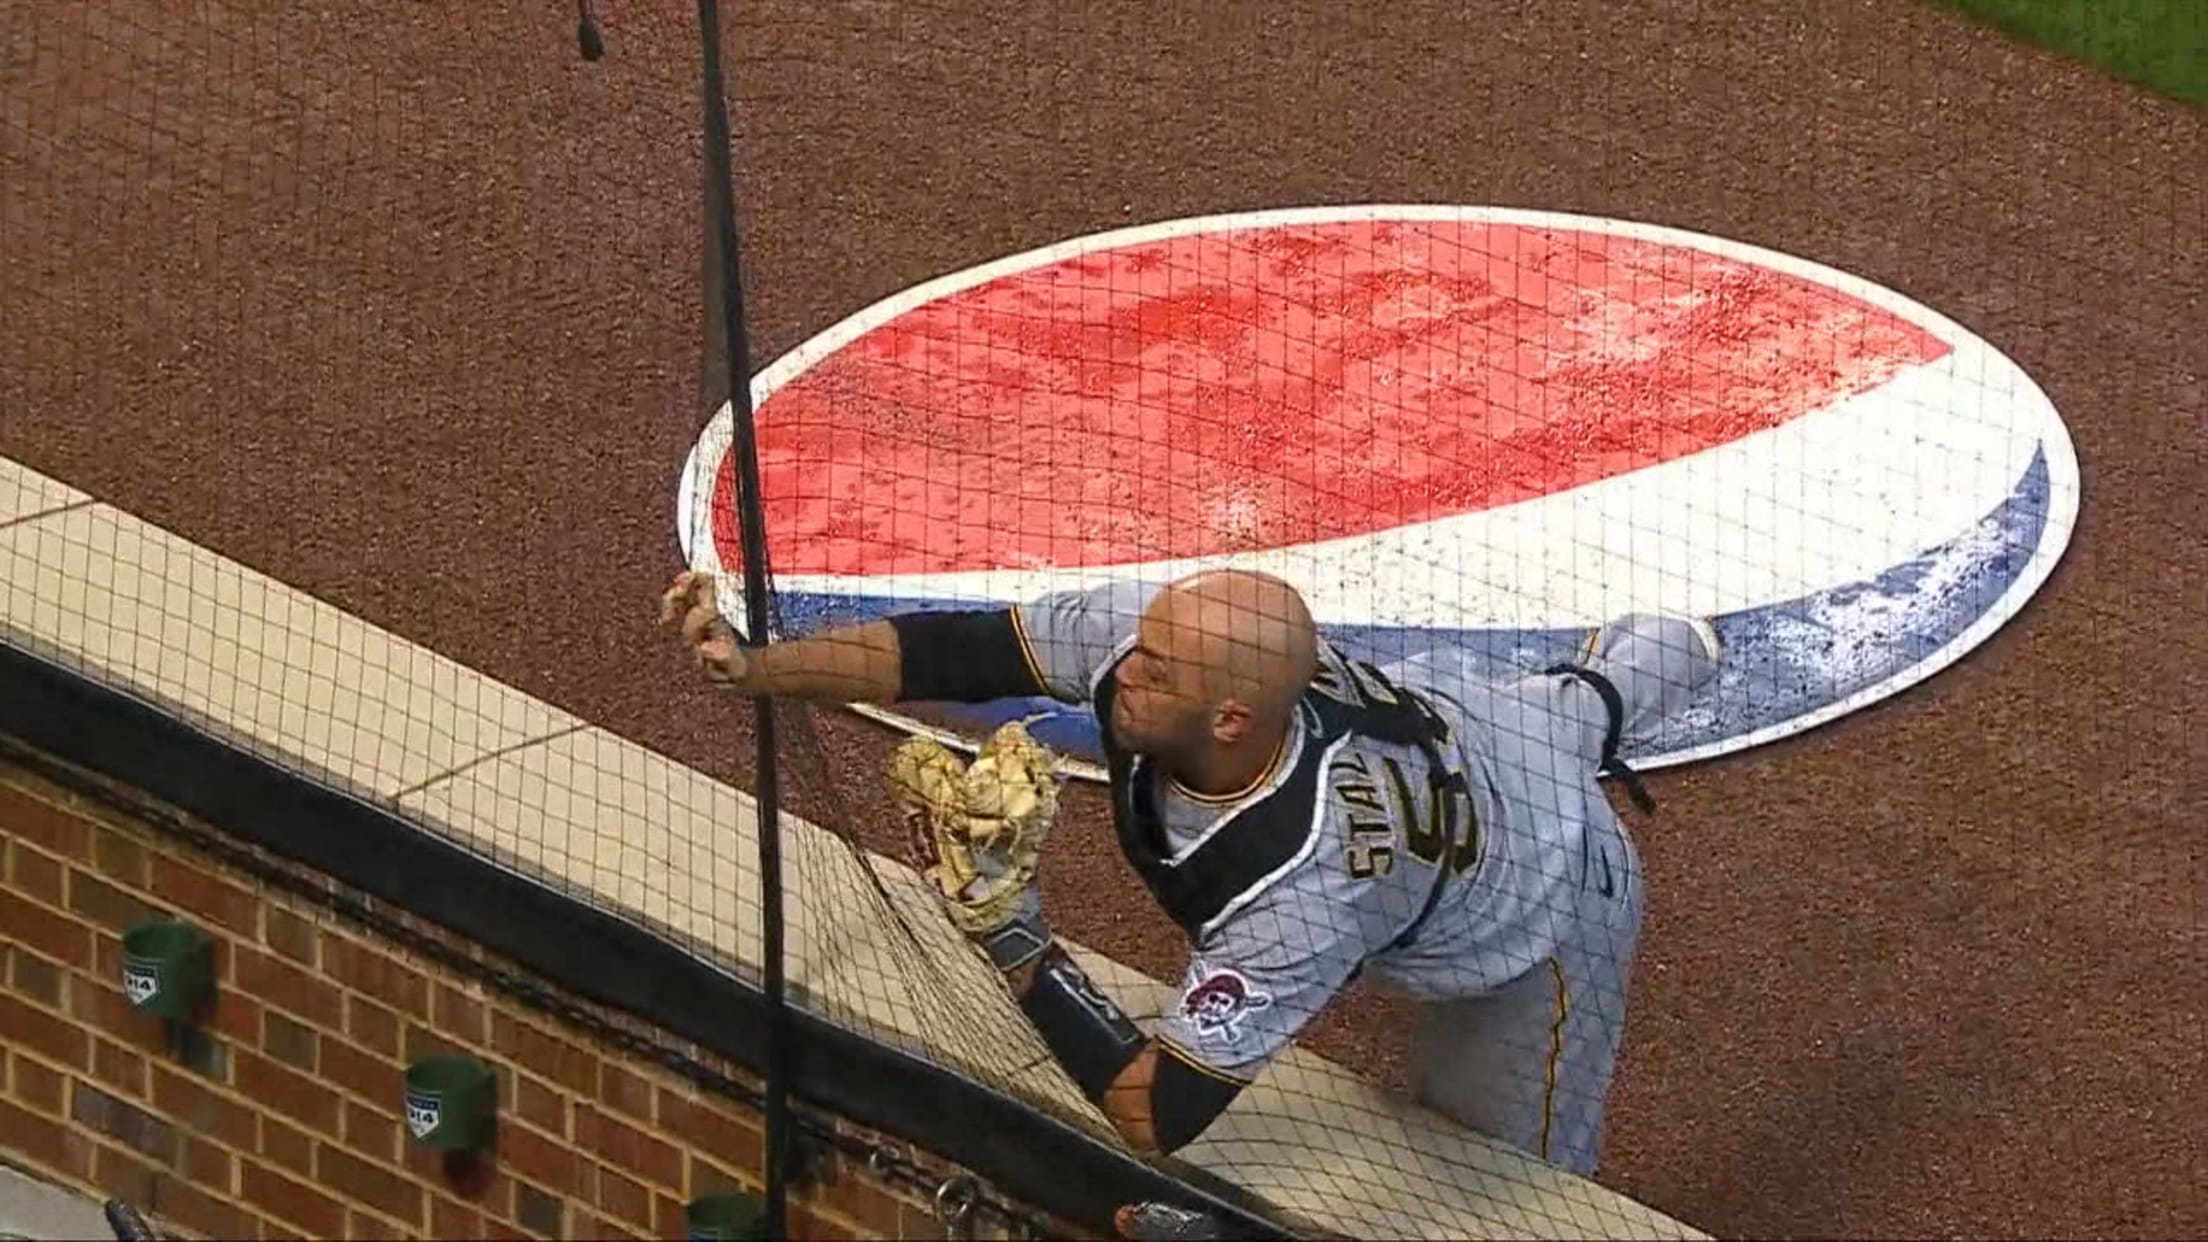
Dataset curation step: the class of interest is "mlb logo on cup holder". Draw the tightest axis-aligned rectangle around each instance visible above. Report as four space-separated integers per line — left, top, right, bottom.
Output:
123 964 159 1008
679 206 2079 779
405 1092 442 1141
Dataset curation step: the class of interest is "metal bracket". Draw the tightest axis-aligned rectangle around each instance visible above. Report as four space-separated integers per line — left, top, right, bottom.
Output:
934 1174 981 1240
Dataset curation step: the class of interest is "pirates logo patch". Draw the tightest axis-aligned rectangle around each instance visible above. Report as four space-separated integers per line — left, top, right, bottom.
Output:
1179 967 1274 1046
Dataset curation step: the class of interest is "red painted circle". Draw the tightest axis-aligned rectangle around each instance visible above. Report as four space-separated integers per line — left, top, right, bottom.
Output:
712 219 1943 576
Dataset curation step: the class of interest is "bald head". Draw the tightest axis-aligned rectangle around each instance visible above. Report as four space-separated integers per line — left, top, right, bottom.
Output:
1144 569 1320 725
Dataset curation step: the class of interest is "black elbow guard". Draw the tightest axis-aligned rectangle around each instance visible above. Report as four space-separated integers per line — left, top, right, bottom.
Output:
888 609 1048 702
1020 945 1146 1102
1150 1044 1249 1154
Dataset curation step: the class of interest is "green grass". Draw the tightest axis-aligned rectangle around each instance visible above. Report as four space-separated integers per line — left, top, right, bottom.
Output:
1933 0 2207 108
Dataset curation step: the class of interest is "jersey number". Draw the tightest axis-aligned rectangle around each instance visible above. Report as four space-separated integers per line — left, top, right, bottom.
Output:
1382 757 1479 877
1333 752 1478 880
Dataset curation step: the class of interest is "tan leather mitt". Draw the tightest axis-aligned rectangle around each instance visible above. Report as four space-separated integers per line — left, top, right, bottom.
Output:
887 721 1061 936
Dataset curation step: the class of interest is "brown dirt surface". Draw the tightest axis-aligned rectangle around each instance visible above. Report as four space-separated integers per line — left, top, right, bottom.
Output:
4 2 2202 1238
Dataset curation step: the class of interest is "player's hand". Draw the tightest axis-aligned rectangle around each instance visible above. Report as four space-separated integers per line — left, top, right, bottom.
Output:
659 570 754 690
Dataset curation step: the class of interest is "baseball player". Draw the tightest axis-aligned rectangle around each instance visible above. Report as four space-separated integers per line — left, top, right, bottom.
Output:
660 567 1720 1175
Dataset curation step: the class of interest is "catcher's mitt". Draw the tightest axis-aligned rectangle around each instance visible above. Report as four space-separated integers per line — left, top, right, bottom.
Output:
888 722 1061 937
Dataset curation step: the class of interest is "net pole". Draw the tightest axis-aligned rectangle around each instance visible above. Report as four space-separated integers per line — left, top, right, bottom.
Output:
692 0 792 1234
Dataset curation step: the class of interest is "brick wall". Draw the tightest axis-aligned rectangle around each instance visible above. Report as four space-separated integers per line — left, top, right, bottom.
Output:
0 753 1078 1241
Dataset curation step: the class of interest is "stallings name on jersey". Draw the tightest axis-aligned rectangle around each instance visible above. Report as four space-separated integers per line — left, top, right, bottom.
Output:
1328 749 1479 882
1333 751 1398 880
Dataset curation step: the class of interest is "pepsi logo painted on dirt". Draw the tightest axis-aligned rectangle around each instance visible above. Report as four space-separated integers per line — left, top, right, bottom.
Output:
677 205 2080 781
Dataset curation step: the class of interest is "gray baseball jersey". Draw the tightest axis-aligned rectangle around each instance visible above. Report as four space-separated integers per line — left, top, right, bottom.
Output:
1013 577 1718 1174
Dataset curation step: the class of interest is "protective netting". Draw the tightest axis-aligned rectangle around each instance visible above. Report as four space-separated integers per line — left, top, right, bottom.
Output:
3 2 2202 1240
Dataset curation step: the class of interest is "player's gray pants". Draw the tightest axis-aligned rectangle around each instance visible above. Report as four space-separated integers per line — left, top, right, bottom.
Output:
1403 815 1642 1178
1385 642 1670 1178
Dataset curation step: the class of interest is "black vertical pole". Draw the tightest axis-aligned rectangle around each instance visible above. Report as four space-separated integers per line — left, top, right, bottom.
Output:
692 1 791 1236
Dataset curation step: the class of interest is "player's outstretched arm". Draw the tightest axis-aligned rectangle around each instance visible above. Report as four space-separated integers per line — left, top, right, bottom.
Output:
660 571 905 701
659 570 1053 705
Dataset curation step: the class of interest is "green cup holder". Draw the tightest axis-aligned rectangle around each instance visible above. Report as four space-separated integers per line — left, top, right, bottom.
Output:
120 921 214 1021
685 1191 768 1241
403 1054 497 1151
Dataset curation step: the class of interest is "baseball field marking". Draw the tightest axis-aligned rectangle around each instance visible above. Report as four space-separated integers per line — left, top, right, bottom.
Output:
677 204 2081 781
